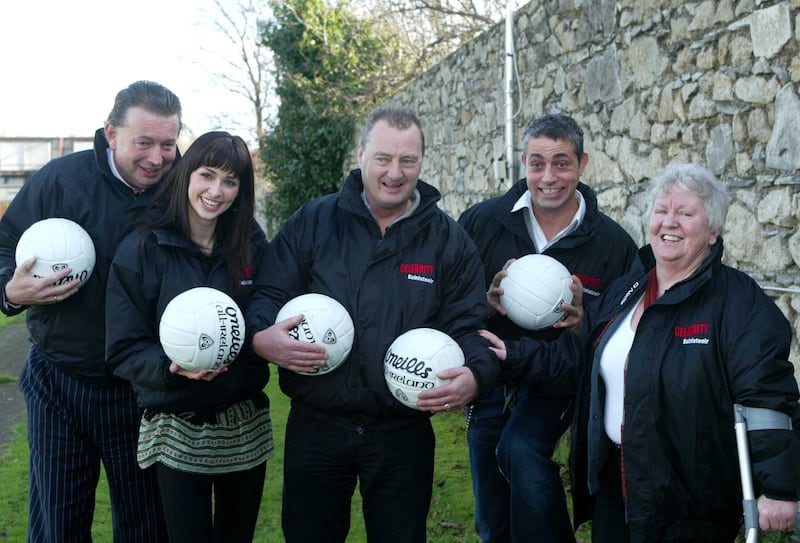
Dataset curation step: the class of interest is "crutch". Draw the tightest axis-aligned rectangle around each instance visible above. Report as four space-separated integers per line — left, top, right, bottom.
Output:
734 404 800 543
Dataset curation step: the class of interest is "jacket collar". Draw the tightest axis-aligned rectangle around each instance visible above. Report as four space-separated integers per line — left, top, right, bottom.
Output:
152 228 221 256
495 179 602 249
338 168 442 221
631 238 724 306
92 127 114 179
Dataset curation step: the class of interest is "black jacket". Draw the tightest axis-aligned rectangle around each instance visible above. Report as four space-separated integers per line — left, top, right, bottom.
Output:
568 241 800 541
246 168 498 420
459 179 638 394
0 129 168 383
105 224 270 412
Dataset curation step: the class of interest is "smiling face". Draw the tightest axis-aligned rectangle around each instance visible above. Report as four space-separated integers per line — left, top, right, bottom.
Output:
649 185 719 275
521 136 588 220
104 106 180 191
187 166 240 227
357 119 423 221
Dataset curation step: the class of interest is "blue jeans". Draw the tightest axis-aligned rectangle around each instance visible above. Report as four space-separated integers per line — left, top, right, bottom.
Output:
467 385 575 543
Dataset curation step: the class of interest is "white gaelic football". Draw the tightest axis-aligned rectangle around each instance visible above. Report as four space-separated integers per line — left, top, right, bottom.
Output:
383 328 465 410
275 293 355 375
159 287 245 372
499 254 574 330
15 218 96 288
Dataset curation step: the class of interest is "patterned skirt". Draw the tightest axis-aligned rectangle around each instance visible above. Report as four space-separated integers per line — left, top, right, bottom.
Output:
137 394 273 475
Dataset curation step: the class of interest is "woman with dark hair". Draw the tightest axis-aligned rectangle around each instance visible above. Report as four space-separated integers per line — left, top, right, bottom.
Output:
105 131 272 543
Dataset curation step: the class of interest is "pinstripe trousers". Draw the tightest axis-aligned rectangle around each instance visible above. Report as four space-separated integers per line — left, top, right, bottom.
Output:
19 346 166 543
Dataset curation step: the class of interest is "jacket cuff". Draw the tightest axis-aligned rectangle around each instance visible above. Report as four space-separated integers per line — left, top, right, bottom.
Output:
1 282 25 315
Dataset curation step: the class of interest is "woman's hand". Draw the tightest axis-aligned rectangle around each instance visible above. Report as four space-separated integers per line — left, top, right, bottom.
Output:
478 328 507 361
757 495 799 533
170 362 228 381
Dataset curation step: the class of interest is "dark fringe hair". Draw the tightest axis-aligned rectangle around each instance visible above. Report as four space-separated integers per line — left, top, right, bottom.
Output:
147 131 256 290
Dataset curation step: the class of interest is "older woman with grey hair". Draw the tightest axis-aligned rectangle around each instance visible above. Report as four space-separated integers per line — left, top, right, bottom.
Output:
482 163 800 542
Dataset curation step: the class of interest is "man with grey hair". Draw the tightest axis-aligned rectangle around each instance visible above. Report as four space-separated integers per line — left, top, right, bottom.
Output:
249 105 498 542
0 80 180 542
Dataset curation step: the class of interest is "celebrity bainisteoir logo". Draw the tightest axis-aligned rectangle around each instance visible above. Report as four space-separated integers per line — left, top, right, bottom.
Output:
674 322 710 345
400 263 435 285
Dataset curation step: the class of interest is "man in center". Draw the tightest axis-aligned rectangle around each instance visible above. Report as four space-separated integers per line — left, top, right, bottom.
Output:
460 113 637 542
248 105 498 542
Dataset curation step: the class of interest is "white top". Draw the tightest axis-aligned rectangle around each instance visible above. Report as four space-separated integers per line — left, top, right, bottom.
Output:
599 297 640 445
510 189 586 252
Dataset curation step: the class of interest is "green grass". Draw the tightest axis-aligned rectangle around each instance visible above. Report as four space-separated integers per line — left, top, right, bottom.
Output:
0 313 24 382
0 313 24 330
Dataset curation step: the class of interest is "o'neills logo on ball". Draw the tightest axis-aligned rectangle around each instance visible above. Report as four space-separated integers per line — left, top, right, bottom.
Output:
322 329 337 344
214 304 243 366
198 334 214 350
31 265 90 286
288 317 316 343
384 347 435 391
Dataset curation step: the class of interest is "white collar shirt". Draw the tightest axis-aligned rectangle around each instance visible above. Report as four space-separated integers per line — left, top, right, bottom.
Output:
510 189 586 252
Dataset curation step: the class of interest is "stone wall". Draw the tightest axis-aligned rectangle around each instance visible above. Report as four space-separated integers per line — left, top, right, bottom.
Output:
380 0 800 376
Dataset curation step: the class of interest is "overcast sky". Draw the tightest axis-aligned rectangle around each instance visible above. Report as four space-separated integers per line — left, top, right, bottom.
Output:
1 0 255 143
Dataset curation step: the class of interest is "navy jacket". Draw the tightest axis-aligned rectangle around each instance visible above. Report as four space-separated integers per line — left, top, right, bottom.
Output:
246 168 498 420
459 179 638 394
105 224 270 412
567 241 800 541
0 129 168 383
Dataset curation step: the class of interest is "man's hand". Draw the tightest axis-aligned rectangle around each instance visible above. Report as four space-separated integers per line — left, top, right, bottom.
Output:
553 275 584 332
417 366 478 414
251 314 328 373
487 258 516 318
4 257 81 306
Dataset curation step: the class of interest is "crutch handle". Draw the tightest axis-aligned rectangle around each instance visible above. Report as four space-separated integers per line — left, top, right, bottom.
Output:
734 404 799 543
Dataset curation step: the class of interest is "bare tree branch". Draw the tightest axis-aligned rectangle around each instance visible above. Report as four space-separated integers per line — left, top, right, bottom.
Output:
350 0 504 71
199 0 276 142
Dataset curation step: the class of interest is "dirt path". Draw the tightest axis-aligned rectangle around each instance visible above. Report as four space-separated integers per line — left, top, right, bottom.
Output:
0 320 29 451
